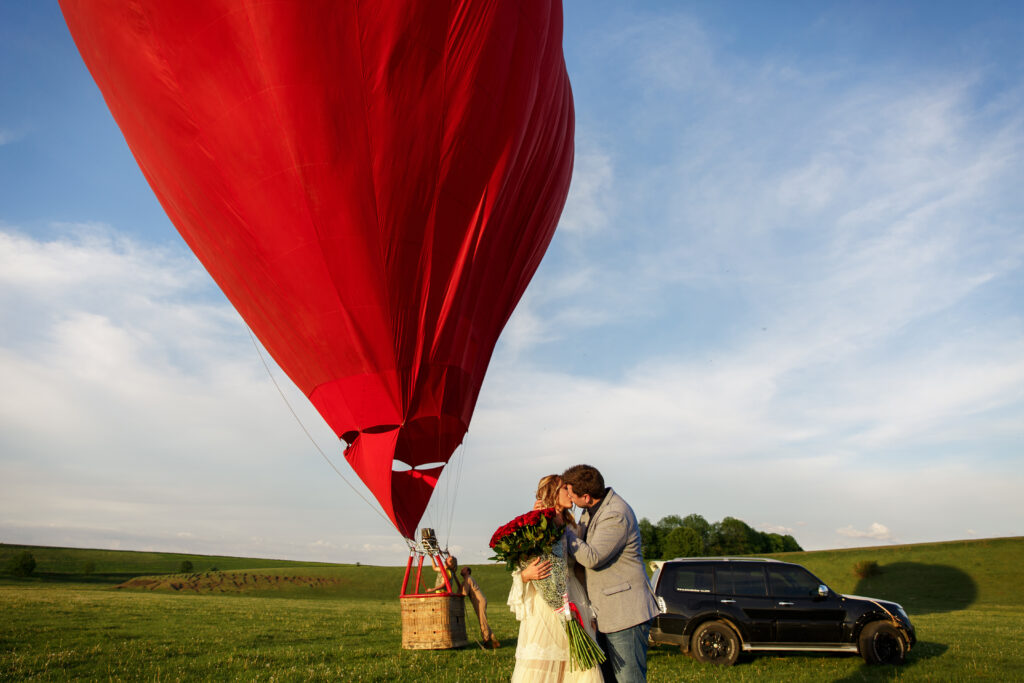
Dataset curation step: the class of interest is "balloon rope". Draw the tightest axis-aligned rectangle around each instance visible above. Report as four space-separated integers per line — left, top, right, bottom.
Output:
444 439 466 546
245 328 397 532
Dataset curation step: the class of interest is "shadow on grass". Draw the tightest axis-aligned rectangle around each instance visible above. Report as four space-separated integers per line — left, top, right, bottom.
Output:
853 562 976 614
833 641 949 681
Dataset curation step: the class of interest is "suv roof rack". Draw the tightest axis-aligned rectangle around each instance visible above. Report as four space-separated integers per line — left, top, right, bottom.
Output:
666 557 786 563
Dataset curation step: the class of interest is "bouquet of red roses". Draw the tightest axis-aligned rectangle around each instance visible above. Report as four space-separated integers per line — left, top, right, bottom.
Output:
488 507 564 570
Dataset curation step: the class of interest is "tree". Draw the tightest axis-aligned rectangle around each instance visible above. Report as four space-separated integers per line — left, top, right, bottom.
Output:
179 560 194 573
780 534 802 552
638 517 660 559
711 517 759 555
662 526 705 558
637 512 803 556
680 514 712 550
4 551 36 577
656 515 685 532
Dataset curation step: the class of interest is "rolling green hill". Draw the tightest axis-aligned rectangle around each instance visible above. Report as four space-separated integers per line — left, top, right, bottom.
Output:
765 536 1023 611
0 542 338 580
4 536 1021 610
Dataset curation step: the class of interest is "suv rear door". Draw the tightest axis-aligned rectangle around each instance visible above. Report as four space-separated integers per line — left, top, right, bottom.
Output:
655 562 716 640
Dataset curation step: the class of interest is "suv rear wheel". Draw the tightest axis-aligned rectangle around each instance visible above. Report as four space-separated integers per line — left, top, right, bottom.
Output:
859 620 907 665
691 620 740 666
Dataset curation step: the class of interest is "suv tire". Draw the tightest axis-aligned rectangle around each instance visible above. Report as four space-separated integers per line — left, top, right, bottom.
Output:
691 620 740 666
859 620 907 665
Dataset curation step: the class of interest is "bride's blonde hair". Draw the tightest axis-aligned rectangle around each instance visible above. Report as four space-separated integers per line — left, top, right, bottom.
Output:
536 474 576 528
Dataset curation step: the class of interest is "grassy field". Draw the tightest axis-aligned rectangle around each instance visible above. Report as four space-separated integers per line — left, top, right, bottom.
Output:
1 537 1021 681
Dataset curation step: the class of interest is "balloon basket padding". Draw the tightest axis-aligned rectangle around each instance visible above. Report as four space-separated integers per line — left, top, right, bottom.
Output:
400 593 468 650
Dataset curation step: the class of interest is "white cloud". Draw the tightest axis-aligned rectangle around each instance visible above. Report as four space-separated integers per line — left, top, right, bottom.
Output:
837 523 894 542
559 143 615 236
0 226 401 560
0 128 24 145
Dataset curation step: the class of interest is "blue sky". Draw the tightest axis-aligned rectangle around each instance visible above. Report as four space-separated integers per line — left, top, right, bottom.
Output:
2 1 1022 564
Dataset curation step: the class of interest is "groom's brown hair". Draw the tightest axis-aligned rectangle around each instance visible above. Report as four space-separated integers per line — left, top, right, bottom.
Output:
561 464 605 499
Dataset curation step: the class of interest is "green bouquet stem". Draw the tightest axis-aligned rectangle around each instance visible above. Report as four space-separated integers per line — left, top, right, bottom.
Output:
564 616 605 672
522 543 605 672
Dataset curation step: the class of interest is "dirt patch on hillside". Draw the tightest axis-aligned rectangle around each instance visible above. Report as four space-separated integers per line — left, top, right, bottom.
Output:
115 571 347 594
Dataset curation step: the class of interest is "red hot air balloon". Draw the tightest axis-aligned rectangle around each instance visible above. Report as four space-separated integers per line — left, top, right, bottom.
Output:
60 1 574 538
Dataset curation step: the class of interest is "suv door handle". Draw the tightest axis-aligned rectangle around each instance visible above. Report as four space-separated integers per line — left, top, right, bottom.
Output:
777 601 794 606
720 599 736 604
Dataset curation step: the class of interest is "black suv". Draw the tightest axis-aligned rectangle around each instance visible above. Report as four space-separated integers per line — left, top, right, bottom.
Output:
649 557 916 665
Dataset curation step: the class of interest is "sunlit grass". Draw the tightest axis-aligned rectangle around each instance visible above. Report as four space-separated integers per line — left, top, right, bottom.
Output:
1 537 1022 680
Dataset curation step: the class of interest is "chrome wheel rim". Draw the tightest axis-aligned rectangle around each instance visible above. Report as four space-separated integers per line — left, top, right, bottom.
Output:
699 630 730 660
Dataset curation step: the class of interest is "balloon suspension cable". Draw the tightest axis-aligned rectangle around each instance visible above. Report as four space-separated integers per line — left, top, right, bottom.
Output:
443 439 467 547
246 328 397 532
423 431 466 553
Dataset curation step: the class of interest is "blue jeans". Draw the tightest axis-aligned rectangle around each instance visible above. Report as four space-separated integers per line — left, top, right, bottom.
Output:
599 621 650 682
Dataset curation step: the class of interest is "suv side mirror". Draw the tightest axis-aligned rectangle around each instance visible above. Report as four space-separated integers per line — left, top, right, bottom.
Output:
818 584 829 598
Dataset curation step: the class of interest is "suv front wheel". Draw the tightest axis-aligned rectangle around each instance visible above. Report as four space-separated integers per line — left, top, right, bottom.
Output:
859 620 908 665
691 621 740 666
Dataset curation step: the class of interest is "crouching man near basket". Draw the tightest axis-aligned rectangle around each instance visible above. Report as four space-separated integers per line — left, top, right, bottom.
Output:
429 556 499 648
562 464 659 682
460 566 500 649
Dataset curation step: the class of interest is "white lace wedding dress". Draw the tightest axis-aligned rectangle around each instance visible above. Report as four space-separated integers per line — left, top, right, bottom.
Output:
507 535 604 683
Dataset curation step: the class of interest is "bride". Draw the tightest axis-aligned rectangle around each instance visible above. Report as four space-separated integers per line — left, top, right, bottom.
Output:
507 475 604 683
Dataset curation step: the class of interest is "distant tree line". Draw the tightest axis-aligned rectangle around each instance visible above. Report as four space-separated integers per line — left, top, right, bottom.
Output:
639 514 802 559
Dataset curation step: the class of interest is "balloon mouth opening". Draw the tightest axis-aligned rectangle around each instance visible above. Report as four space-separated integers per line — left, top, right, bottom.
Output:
339 416 467 535
392 460 446 472
342 424 401 447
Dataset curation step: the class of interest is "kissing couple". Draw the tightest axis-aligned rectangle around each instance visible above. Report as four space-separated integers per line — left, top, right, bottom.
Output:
506 464 659 683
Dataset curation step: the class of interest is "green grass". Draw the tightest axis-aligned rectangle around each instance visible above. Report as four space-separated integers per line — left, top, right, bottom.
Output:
1 538 1022 681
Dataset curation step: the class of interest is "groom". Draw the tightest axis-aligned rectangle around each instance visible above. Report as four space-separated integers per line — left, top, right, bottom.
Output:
562 464 658 683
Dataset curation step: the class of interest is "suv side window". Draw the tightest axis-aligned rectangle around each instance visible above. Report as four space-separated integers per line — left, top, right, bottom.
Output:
715 565 768 597
669 563 713 593
768 565 821 598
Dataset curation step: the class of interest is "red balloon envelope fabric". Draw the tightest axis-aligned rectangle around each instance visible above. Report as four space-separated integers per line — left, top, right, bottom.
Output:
60 1 575 538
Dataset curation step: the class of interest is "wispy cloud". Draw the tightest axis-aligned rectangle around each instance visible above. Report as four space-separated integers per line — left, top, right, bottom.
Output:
473 12 1024 552
0 128 24 145
837 523 894 542
0 225 403 561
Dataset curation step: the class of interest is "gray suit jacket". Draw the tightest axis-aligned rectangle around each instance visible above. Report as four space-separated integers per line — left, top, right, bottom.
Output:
566 487 658 633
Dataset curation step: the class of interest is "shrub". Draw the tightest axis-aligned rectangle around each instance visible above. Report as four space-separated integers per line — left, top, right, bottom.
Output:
179 560 194 573
209 566 219 572
4 551 37 577
854 560 881 578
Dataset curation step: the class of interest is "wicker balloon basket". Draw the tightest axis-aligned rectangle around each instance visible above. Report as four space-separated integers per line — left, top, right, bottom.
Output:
400 593 469 650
